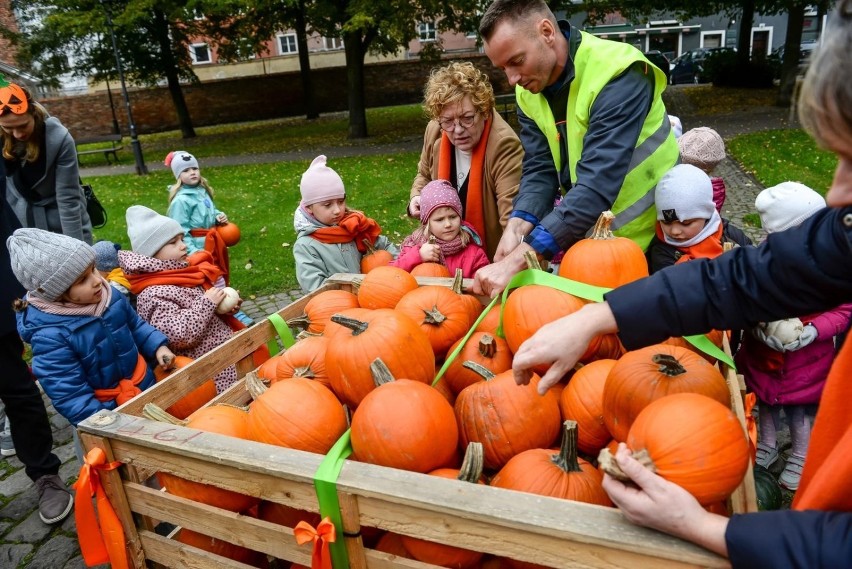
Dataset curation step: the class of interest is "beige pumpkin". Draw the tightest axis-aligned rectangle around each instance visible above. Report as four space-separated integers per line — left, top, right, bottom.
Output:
760 318 803 344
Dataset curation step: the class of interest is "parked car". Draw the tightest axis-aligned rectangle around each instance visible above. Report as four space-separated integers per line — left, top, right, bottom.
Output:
642 50 671 83
669 47 735 84
769 41 818 77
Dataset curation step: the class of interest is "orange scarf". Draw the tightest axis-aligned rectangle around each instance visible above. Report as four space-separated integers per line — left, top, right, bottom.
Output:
655 223 725 264
93 353 147 405
438 116 491 251
190 227 230 285
793 336 852 511
309 210 381 253
126 251 223 295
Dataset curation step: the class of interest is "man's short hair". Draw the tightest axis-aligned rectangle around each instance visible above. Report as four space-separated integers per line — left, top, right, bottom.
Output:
479 0 554 40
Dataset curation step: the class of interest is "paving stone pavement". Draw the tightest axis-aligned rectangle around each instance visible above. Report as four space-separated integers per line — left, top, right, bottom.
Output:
2 93 797 566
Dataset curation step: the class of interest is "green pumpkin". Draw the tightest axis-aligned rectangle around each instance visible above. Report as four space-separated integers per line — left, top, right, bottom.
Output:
753 464 783 511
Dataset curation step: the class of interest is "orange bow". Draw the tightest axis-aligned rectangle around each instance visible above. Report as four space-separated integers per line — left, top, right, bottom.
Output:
72 448 130 569
294 516 336 569
744 392 758 463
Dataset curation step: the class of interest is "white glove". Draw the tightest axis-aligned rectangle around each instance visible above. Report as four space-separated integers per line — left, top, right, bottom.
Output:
751 326 785 352
783 324 818 352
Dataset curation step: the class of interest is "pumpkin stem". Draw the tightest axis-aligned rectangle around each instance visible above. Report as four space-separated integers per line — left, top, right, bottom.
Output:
652 354 687 376
523 250 543 271
286 314 311 330
552 420 583 472
293 365 316 379
295 330 321 341
362 238 378 254
462 360 495 381
370 358 396 387
330 314 369 336
245 371 269 399
142 403 186 426
452 268 465 295
457 442 484 483
597 447 657 480
478 334 497 358
590 211 617 240
422 304 447 325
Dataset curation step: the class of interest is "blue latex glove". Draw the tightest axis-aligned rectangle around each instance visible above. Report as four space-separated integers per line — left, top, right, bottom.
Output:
783 323 819 352
752 326 785 352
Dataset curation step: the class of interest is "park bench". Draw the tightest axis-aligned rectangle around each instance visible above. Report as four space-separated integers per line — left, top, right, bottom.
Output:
75 133 124 165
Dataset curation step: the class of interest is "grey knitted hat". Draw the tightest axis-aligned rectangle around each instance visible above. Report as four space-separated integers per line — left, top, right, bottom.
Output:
655 164 715 222
678 127 726 171
6 228 95 301
165 150 199 180
126 205 184 257
92 240 121 272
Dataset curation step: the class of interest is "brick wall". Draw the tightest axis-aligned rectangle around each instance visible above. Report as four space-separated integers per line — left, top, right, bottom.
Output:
42 54 512 140
0 3 19 64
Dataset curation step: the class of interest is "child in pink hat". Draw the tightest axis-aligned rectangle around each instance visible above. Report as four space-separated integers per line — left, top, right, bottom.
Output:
392 179 489 278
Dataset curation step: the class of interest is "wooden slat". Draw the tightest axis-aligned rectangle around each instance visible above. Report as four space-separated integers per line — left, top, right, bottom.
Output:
139 529 276 569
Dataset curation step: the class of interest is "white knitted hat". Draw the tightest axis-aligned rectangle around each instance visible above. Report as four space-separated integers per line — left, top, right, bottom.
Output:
6 228 95 301
655 164 715 223
126 205 184 257
755 182 826 233
678 127 725 171
669 115 683 139
300 155 345 207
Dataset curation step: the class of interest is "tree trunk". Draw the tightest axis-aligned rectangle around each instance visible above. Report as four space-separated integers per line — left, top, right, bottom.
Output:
777 2 806 107
343 30 368 139
152 8 196 139
294 1 318 120
736 0 756 67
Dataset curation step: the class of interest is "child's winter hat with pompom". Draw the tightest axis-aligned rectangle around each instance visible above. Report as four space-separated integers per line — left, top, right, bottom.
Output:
6 228 95 301
300 155 346 207
165 150 199 180
419 179 463 224
92 240 121 272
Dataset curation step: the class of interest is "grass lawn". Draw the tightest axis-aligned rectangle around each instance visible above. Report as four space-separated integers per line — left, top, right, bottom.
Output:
91 152 421 298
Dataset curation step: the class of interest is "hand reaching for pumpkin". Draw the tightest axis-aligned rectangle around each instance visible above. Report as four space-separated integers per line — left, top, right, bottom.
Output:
512 302 618 394
419 243 441 263
155 346 176 370
602 444 730 558
216 212 229 224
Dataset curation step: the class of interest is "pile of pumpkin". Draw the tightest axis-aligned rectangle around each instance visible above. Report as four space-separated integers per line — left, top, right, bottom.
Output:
145 211 753 568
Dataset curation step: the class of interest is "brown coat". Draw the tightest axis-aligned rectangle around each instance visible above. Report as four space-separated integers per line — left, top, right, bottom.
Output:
411 109 522 260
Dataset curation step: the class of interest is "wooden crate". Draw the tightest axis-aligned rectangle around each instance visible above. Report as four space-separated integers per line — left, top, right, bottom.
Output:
77 274 756 569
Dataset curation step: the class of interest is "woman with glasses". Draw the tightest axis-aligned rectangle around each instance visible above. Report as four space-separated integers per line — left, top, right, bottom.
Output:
409 61 523 260
0 79 92 244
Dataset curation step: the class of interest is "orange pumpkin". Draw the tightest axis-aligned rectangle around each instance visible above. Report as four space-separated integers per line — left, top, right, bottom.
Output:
662 329 727 364
357 266 418 309
375 532 411 558
153 356 217 420
602 344 730 442
559 359 616 455
351 360 458 473
395 285 471 357
177 528 263 566
625 393 750 505
454 367 562 471
558 210 649 288
256 335 331 391
0 79 28 115
257 500 321 528
325 311 435 407
444 332 513 395
411 262 451 278
287 290 360 334
360 239 394 273
452 269 484 325
491 420 612 507
216 222 241 246
587 333 626 361
474 300 502 334
246 375 347 454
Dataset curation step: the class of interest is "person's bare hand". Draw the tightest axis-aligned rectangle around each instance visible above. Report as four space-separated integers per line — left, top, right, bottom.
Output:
155 346 176 370
493 218 533 261
216 213 228 224
471 243 531 298
419 243 440 263
512 302 618 393
204 287 226 305
408 196 421 217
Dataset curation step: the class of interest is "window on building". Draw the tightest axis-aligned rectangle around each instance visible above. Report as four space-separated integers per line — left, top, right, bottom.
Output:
323 37 344 50
190 43 211 64
419 22 437 42
701 31 725 48
278 33 298 54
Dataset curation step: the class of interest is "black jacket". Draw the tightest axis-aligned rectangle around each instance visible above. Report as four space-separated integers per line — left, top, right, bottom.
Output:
1 160 25 337
646 218 754 274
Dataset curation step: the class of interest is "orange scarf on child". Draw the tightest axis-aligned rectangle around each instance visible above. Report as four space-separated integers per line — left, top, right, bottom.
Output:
190 227 230 285
438 116 491 252
93 353 147 405
309 210 381 253
655 223 725 264
125 251 223 295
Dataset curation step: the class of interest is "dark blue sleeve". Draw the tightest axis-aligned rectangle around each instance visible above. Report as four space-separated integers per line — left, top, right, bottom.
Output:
540 62 655 250
514 106 561 221
726 510 852 568
605 207 852 350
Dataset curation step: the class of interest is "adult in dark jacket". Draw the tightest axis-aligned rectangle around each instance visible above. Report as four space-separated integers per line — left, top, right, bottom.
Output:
0 81 92 244
0 158 74 524
473 0 678 297
509 4 852 564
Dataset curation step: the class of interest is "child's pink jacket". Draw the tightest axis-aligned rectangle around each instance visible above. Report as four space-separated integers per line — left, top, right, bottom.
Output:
392 243 489 278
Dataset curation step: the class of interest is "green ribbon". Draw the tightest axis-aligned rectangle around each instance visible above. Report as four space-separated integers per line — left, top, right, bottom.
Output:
266 313 295 356
313 430 353 569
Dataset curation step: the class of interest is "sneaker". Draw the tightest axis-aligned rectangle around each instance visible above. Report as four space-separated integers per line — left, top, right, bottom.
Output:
35 474 74 524
0 433 14 457
779 454 806 491
234 310 255 327
755 441 779 469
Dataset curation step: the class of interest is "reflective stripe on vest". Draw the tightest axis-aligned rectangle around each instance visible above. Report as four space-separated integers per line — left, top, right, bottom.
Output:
517 30 679 249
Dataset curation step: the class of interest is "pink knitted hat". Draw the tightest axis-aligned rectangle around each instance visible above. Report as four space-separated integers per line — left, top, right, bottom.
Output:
300 155 345 207
420 179 462 224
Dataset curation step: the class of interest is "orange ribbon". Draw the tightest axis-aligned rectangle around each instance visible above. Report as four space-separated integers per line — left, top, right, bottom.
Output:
72 448 129 569
744 392 758 463
294 516 337 569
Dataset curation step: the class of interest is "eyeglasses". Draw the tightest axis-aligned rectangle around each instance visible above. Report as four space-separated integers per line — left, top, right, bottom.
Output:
438 113 477 132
